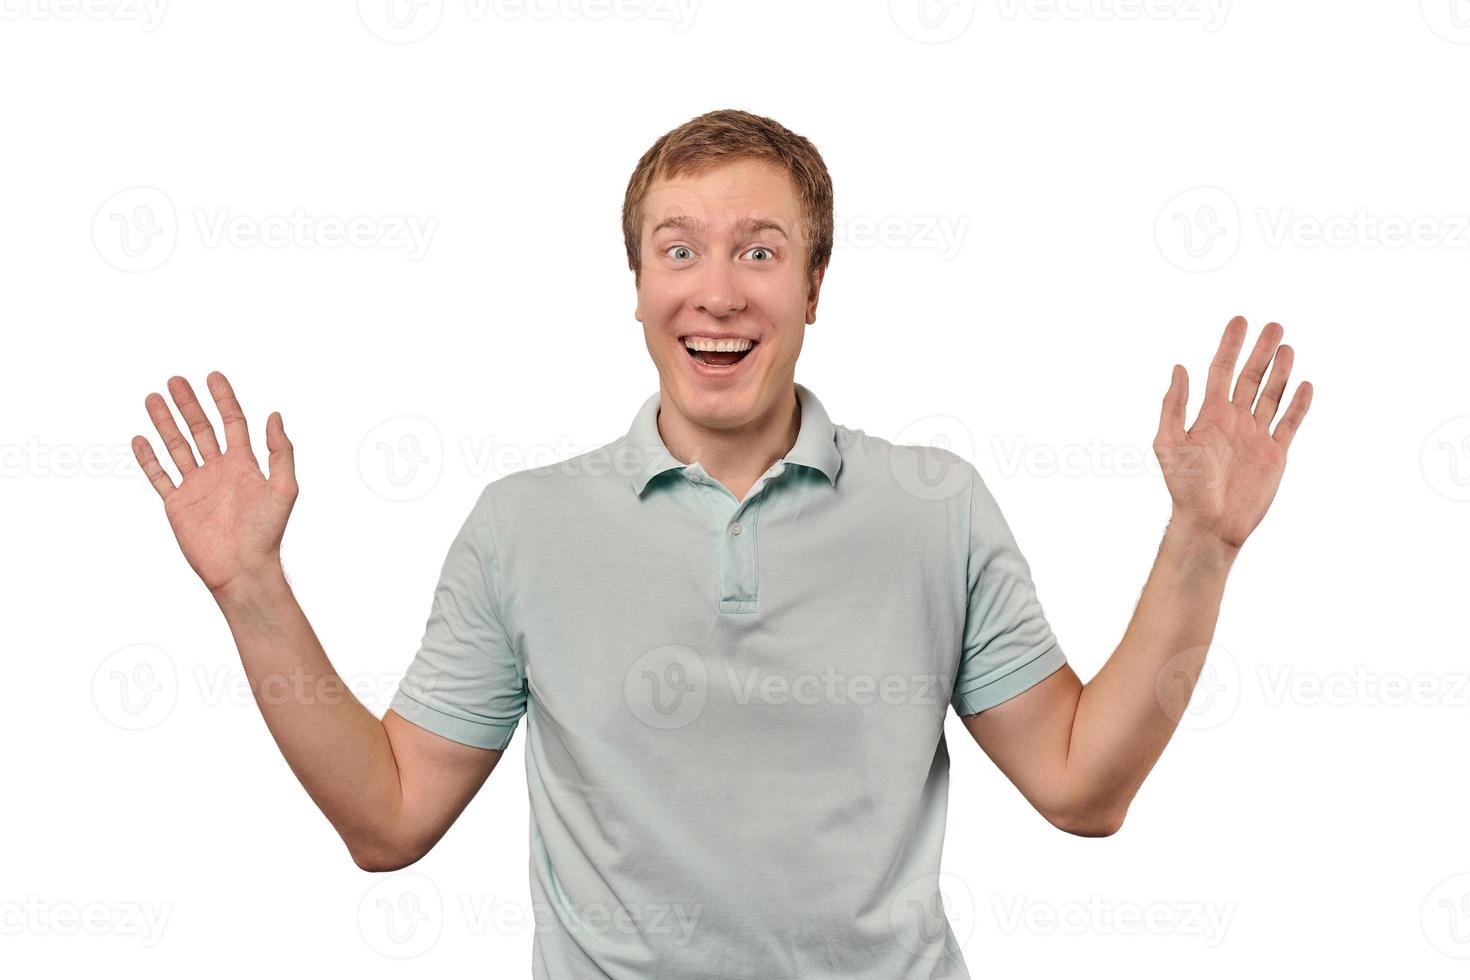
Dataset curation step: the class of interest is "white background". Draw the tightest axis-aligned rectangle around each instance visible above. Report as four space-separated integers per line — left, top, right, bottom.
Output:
3 0 1468 976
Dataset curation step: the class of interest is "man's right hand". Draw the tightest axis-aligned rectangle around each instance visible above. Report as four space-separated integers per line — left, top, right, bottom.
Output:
131 372 298 598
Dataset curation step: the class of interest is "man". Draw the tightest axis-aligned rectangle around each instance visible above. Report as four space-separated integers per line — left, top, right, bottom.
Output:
130 109 1312 978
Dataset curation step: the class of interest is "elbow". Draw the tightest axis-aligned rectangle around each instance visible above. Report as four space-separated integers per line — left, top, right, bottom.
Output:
1047 801 1127 838
349 837 422 873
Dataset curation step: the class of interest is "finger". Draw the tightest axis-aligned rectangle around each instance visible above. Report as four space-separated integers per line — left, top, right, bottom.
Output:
167 376 222 461
145 389 199 475
1204 315 1248 406
1271 380 1313 451
1157 364 1188 443
1232 321 1284 411
1253 343 1294 426
206 370 252 454
130 435 176 500
265 411 297 492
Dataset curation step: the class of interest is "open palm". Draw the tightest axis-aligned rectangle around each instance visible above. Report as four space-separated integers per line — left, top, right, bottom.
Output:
131 372 298 595
1154 316 1313 551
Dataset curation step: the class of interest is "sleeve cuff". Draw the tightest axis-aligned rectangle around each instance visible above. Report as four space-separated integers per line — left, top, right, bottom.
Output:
951 642 1067 717
388 687 519 751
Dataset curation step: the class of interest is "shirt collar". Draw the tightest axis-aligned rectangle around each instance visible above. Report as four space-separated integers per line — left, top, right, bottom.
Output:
622 382 842 496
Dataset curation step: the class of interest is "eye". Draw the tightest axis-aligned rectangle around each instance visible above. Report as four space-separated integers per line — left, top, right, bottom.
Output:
665 245 694 261
744 246 774 262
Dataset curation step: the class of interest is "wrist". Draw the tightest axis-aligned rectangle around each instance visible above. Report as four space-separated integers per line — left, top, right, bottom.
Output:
1164 514 1241 565
210 560 289 608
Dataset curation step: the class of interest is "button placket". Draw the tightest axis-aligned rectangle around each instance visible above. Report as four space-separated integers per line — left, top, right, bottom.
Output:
718 494 762 613
682 462 785 615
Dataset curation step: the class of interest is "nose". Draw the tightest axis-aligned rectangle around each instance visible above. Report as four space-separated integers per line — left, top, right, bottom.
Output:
694 254 745 319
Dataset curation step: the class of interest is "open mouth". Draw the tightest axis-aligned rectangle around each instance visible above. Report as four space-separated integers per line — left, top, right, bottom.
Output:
682 335 757 368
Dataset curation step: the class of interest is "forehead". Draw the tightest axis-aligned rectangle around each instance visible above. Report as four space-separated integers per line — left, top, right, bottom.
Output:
641 158 799 235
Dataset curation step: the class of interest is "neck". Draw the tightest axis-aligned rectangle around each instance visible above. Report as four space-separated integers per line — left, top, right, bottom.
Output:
656 385 801 502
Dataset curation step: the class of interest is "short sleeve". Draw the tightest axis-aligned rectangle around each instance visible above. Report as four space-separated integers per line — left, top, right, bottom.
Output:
389 485 527 750
951 466 1067 716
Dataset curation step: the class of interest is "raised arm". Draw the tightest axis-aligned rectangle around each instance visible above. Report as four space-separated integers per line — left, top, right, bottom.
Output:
961 316 1313 836
132 372 503 870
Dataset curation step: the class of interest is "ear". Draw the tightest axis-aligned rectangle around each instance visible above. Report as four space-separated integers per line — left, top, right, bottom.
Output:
805 265 826 324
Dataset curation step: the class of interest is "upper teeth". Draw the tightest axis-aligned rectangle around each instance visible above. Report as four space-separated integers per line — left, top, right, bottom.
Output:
684 337 754 352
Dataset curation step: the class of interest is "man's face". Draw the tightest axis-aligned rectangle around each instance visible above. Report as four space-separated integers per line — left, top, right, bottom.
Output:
634 157 823 432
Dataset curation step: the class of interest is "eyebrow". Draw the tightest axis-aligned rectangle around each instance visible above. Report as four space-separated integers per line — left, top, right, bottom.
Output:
649 215 791 240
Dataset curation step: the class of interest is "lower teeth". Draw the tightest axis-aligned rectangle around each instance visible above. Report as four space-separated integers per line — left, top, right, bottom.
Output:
691 347 750 366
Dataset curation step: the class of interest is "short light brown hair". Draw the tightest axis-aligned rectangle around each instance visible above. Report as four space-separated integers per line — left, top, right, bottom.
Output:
621 108 834 288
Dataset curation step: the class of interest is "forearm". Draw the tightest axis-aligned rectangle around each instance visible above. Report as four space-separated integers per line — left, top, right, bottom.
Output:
212 566 406 867
1062 517 1238 823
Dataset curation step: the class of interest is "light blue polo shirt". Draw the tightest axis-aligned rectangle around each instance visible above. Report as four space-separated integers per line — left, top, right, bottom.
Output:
389 382 1068 979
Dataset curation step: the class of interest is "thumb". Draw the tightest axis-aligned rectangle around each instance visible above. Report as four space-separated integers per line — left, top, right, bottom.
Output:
265 411 297 492
1156 364 1187 444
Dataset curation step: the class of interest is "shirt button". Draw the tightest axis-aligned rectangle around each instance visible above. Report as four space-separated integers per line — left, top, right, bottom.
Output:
729 522 743 535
